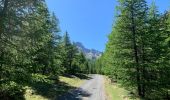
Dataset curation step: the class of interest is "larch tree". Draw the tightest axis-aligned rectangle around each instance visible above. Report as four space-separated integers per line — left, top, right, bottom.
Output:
104 0 148 97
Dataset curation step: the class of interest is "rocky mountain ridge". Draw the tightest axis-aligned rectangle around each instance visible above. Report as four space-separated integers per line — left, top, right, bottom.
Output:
74 42 102 59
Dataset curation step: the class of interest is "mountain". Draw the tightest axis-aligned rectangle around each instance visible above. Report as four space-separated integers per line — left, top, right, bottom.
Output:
74 42 102 59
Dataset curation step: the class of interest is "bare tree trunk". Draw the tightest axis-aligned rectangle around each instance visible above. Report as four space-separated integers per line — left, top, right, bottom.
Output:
141 40 146 98
131 4 142 97
0 0 9 30
0 0 9 80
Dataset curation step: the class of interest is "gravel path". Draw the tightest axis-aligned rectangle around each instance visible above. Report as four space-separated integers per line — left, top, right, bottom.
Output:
58 74 106 100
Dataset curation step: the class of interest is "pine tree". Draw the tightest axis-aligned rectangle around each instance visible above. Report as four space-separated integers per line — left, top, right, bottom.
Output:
60 32 78 74
0 0 63 98
103 1 170 99
104 0 148 97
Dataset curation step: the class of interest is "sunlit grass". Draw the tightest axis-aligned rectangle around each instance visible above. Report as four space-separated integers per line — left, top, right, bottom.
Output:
24 86 49 100
105 77 138 100
59 76 84 87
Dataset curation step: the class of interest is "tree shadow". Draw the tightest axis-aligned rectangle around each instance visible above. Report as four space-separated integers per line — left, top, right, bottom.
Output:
26 80 78 99
57 88 91 100
24 74 92 100
63 73 91 80
74 73 92 80
0 89 25 100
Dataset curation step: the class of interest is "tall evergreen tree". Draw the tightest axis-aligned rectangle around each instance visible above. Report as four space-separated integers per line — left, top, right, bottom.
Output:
104 0 148 97
103 0 170 99
60 32 78 73
0 0 62 99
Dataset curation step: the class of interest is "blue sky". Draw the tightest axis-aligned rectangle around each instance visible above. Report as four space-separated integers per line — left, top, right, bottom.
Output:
46 0 169 51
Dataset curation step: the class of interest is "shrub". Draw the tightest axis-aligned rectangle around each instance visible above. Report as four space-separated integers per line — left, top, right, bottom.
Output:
0 81 25 100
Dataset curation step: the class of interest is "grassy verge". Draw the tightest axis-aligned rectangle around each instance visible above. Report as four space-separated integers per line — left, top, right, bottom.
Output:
24 75 85 100
105 77 138 100
24 87 49 100
59 76 84 87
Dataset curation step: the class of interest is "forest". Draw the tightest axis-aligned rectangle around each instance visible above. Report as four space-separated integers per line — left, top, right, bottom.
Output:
99 0 170 99
0 0 100 99
0 0 170 100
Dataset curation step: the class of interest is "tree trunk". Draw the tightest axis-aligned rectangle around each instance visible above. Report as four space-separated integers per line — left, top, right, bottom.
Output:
0 52 4 80
131 4 142 97
0 0 9 32
42 65 47 75
0 0 9 81
141 40 146 98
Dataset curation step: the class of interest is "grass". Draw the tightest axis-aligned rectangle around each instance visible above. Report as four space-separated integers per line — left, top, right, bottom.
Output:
24 75 85 100
24 86 49 100
105 77 138 100
59 76 84 87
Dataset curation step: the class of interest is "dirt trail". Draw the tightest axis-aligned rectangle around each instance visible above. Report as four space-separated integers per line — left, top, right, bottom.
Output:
58 74 106 100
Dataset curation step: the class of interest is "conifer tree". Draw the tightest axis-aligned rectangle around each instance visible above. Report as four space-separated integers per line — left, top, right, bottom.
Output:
104 0 148 97
60 32 78 73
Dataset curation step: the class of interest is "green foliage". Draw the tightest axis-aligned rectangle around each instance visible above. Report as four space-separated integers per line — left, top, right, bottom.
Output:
2 0 170 99
60 32 78 73
102 0 170 99
0 0 64 99
0 81 25 100
0 0 91 98
30 74 52 83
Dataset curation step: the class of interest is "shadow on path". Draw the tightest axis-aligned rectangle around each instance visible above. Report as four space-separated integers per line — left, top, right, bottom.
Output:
57 88 91 100
62 73 92 80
